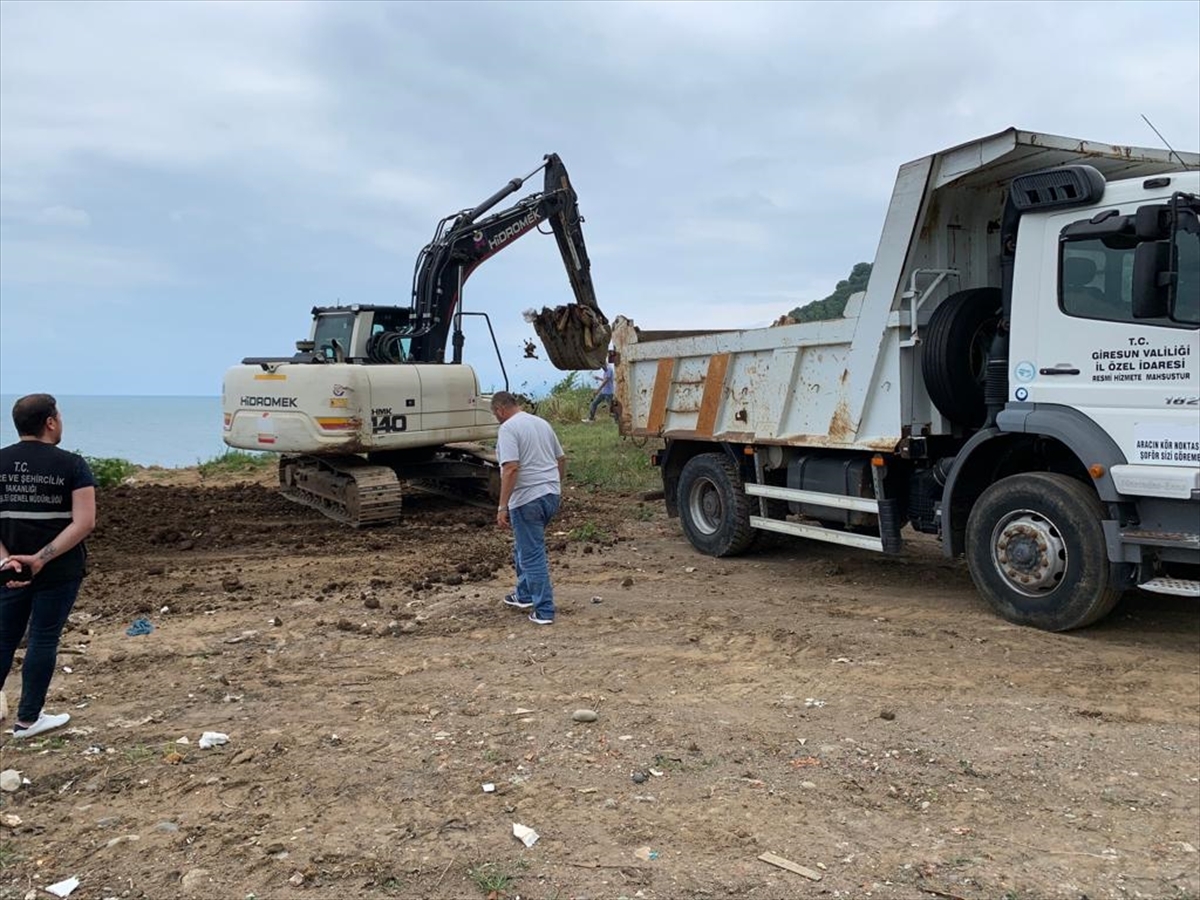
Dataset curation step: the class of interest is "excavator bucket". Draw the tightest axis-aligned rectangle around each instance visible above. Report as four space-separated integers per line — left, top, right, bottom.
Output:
531 303 611 371
534 154 612 370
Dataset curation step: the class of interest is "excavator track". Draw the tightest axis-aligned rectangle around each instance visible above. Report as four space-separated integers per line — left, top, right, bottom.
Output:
278 455 404 528
402 443 501 511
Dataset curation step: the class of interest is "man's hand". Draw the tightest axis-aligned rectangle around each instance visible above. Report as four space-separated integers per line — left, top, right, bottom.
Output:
0 555 35 588
496 508 511 530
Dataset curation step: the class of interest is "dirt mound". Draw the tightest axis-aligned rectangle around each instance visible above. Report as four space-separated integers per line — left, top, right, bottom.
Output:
1 478 1196 900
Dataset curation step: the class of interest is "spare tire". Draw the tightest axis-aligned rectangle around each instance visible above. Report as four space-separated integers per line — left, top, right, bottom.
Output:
921 288 1002 428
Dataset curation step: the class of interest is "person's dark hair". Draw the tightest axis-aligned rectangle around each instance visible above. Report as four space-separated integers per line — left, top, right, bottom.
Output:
12 393 58 437
490 390 519 411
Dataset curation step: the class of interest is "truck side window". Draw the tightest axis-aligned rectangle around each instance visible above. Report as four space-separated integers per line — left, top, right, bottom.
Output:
1059 239 1134 323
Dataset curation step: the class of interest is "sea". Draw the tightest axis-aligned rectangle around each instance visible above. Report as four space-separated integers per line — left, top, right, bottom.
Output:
0 395 232 469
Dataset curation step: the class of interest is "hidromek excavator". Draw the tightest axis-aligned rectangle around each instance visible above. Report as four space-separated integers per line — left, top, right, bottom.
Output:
222 154 609 526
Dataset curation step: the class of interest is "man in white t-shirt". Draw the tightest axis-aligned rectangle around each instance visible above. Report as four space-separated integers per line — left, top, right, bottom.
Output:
492 391 566 625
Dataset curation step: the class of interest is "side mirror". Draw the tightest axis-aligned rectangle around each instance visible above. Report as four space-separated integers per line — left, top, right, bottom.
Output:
1135 204 1171 241
1132 241 1171 319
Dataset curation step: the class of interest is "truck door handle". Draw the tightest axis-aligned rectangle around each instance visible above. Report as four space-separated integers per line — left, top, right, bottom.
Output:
1039 367 1080 376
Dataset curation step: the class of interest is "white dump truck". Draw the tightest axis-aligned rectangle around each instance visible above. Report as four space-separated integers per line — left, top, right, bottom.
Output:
613 128 1199 631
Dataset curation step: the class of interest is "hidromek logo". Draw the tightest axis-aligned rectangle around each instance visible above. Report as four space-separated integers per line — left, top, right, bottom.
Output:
487 211 538 251
241 396 298 408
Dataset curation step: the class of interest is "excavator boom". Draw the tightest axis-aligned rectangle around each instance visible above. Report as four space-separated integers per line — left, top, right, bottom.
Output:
407 153 609 370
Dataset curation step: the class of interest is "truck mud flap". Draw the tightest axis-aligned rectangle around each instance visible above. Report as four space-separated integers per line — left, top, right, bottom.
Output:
531 303 611 371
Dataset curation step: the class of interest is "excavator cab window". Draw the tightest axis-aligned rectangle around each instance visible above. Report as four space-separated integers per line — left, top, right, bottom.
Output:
312 312 356 361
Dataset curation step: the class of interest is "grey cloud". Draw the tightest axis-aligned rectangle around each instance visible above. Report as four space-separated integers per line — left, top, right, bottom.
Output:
0 0 1196 395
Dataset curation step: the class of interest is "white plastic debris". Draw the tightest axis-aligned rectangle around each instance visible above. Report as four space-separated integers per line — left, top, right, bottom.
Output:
512 822 540 848
0 770 21 792
197 732 229 750
175 737 190 745
45 876 81 898
482 783 496 793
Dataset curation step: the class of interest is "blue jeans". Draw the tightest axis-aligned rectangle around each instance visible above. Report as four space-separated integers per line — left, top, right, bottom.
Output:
0 579 81 723
511 493 561 620
588 392 613 421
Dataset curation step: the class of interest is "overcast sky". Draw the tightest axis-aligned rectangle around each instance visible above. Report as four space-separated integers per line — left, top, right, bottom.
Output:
1 0 1197 398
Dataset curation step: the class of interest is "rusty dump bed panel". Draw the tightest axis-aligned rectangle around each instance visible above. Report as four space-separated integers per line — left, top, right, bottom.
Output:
611 313 897 450
612 128 1195 451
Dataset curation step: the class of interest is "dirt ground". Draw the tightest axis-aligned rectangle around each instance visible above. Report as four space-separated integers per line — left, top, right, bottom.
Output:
1 466 1198 900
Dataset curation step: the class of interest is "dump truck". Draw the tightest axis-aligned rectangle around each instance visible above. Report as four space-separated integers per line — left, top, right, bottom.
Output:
612 128 1200 631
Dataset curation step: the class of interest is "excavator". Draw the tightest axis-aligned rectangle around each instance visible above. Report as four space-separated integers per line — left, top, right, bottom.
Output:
221 154 610 526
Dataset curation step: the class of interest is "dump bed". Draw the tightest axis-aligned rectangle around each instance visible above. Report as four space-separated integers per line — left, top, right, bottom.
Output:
613 128 1197 451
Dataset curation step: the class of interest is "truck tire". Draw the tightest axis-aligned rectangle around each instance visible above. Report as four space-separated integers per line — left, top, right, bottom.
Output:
965 472 1123 631
677 453 755 557
921 288 1002 428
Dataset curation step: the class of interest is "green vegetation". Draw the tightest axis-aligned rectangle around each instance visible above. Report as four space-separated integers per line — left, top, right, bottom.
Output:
556 421 661 493
380 876 406 894
197 450 273 478
568 521 607 543
530 370 591 423
0 843 22 869
787 261 873 322
85 455 138 488
468 862 515 895
123 744 156 764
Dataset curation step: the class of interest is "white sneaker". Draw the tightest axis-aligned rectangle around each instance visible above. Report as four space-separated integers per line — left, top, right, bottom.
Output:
10 711 70 739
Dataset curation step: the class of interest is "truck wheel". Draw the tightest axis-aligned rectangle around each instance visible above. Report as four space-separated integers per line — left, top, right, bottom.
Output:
965 472 1123 631
677 453 755 557
921 288 1001 428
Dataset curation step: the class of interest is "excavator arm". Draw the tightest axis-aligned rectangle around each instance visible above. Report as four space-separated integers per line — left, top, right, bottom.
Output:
405 153 610 370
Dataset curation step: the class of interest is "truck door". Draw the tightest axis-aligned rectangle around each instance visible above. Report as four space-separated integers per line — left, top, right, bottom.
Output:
1010 197 1200 468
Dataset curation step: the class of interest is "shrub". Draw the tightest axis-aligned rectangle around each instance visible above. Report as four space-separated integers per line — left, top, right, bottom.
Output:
197 450 273 478
86 456 137 488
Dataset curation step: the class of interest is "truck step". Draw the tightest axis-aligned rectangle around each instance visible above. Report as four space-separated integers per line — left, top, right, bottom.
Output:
1122 530 1200 550
1137 578 1200 598
749 516 884 552
745 483 879 513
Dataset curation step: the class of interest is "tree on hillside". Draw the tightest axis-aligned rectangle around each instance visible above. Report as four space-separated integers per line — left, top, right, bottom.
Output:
787 262 872 322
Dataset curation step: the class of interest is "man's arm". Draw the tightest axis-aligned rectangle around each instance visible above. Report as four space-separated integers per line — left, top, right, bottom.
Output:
496 461 519 529
557 455 567 482
3 486 96 582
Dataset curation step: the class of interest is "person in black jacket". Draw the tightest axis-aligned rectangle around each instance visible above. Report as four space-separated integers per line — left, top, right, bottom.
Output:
0 394 96 739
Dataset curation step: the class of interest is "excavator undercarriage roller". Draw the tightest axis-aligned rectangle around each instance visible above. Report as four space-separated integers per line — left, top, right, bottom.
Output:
279 455 404 527
278 444 502 527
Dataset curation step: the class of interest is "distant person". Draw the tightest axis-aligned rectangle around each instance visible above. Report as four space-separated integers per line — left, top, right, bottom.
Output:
585 351 617 422
492 391 565 625
0 394 96 739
